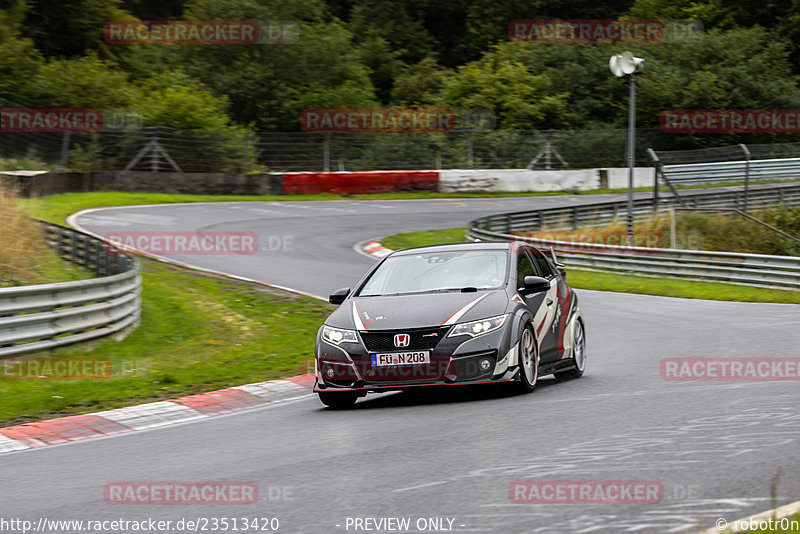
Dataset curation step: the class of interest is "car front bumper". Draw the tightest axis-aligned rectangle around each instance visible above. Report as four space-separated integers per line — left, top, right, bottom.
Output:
313 324 519 393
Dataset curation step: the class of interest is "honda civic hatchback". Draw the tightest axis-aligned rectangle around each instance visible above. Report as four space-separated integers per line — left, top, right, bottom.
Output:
313 241 586 408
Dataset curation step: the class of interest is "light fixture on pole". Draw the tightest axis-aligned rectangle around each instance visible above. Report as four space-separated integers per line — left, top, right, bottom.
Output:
610 51 644 245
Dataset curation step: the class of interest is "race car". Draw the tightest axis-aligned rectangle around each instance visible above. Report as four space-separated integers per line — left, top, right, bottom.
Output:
313 241 586 408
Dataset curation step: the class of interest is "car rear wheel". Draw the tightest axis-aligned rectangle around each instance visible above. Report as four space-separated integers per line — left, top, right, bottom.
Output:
517 325 539 393
318 391 358 409
555 319 586 381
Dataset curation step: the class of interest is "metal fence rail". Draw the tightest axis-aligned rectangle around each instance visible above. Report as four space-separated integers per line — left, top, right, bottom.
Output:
471 183 800 233
660 157 800 185
0 223 141 357
649 142 800 210
467 183 800 290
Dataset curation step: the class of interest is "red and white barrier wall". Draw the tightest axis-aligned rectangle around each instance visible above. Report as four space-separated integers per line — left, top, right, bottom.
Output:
281 171 439 194
278 168 655 195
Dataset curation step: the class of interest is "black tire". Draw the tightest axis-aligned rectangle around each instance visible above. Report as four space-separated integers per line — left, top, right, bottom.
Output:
517 324 539 393
318 391 358 409
555 319 586 382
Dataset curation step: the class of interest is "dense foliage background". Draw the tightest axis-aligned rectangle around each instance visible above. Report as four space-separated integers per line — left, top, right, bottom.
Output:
2 0 800 147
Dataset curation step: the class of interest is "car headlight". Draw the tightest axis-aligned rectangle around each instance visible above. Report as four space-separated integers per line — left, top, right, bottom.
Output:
322 325 359 345
448 314 507 338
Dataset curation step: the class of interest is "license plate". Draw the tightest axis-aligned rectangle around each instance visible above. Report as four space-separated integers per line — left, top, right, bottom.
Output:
371 351 430 367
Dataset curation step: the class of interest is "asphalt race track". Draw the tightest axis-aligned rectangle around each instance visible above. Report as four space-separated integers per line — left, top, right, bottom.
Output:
2 193 799 533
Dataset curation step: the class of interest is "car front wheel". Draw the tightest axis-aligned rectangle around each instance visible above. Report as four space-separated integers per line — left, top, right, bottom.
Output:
555 319 586 381
517 325 539 393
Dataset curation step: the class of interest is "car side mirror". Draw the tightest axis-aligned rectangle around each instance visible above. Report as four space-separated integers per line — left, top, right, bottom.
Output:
523 276 550 293
558 268 567 279
328 287 350 305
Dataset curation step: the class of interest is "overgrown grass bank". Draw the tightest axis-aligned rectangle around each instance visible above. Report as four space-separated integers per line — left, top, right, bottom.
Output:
0 183 91 286
523 207 800 256
0 260 332 426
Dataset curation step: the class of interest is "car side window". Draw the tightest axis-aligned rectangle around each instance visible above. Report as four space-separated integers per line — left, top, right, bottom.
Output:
516 251 537 289
531 250 556 279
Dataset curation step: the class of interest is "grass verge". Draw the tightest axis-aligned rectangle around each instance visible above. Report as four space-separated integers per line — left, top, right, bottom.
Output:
380 228 800 304
0 259 333 427
21 191 617 225
22 181 799 225
18 186 747 226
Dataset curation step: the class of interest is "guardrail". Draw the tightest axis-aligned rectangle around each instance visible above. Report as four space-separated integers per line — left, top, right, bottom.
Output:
649 144 800 208
0 223 141 357
468 183 800 290
659 157 800 186
471 183 800 233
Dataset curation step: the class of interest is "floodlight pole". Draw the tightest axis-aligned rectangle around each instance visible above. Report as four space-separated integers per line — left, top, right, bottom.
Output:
626 73 636 246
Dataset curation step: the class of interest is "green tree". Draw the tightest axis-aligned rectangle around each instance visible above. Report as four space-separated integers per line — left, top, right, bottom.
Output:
131 71 243 130
120 0 187 19
436 51 573 130
627 0 800 72
21 0 132 58
347 0 436 65
391 57 447 106
22 53 134 108
168 0 377 131
358 33 404 104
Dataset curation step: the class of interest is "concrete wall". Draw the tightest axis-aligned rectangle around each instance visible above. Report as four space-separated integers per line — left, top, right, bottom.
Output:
1 171 283 197
1 167 656 198
606 167 655 189
439 168 655 193
89 171 283 195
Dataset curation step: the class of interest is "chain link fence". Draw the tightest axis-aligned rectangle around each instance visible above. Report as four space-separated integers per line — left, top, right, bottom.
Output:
1 126 680 173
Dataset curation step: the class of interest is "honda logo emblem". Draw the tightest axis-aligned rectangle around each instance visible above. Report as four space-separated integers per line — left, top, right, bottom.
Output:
394 334 410 348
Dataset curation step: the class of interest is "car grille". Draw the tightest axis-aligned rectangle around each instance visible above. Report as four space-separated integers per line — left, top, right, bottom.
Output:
360 326 451 352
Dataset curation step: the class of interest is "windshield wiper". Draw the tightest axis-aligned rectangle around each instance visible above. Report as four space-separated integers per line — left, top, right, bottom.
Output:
360 287 482 297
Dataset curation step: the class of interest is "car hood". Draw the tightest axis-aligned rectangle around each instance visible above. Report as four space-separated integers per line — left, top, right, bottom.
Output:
325 290 509 330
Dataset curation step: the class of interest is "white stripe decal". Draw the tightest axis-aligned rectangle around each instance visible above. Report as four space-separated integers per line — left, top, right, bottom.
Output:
441 293 489 326
352 302 367 330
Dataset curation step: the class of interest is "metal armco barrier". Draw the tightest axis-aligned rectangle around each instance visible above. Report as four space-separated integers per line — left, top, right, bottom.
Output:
660 158 800 186
0 223 141 357
468 183 800 290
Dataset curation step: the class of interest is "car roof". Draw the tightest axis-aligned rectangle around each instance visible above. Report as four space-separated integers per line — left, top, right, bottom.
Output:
390 241 514 256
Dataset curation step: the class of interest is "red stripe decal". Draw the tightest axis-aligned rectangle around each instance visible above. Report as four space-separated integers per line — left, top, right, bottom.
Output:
536 316 546 336
354 302 369 330
439 295 484 326
555 286 572 359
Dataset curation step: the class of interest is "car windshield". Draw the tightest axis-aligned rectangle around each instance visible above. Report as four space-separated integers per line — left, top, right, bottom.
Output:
358 250 508 296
